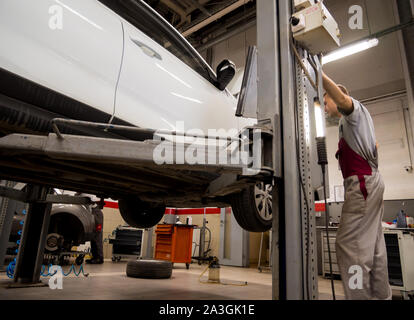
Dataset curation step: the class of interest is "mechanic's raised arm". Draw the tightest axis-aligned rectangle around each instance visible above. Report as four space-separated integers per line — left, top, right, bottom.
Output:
322 72 354 115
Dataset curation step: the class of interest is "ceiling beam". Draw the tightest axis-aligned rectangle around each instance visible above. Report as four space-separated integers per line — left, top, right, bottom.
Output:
187 0 211 17
196 18 256 52
181 0 251 38
160 0 187 23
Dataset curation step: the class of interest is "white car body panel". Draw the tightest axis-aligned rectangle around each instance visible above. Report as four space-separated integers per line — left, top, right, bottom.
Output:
115 19 239 132
0 0 123 116
0 0 249 135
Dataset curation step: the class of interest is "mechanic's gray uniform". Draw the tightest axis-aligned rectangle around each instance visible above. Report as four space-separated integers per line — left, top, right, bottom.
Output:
335 98 392 300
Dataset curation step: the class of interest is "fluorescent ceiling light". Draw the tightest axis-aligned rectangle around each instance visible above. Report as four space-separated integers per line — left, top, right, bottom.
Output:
322 38 379 65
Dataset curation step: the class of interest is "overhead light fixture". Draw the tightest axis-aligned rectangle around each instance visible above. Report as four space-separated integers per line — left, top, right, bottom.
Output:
322 38 379 65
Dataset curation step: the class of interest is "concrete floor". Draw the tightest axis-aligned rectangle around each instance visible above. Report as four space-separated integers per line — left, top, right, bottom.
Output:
0 261 272 300
0 260 403 300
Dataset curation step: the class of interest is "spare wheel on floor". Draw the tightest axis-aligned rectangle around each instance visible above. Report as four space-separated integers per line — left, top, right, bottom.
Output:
126 259 172 279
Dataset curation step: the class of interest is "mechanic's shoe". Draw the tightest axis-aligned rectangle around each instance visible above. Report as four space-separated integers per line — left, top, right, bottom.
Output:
86 258 104 264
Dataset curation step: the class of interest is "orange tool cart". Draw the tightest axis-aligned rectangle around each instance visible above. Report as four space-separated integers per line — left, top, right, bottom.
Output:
154 224 195 269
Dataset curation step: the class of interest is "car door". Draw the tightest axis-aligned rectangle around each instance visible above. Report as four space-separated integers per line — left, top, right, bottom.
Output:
0 0 123 118
112 1 238 133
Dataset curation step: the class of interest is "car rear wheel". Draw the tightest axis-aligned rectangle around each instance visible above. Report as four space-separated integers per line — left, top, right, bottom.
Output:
118 197 165 228
229 182 273 232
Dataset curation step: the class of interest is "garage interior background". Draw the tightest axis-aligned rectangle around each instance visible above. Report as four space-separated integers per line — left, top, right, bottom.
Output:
99 0 414 265
200 0 414 202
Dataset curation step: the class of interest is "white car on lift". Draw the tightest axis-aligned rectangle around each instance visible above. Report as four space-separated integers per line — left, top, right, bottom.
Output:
0 0 272 231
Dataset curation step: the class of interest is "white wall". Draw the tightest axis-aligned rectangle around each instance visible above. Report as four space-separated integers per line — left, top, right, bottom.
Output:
326 95 414 200
201 25 256 95
102 207 126 259
209 26 256 69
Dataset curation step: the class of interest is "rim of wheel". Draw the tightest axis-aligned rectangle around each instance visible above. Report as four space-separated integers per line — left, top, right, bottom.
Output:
45 233 60 252
254 182 273 221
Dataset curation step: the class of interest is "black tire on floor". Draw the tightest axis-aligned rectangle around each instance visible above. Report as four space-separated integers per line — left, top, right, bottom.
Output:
119 197 165 228
126 259 173 279
229 182 273 232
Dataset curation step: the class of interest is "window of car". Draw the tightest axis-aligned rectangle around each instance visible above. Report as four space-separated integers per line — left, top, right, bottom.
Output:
99 0 217 85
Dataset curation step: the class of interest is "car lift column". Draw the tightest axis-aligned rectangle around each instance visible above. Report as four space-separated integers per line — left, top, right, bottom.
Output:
257 0 320 299
256 0 283 300
0 181 18 270
12 185 51 285
278 0 310 300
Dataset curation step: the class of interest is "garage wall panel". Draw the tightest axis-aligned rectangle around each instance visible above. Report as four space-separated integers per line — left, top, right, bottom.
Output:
176 213 221 258
209 25 256 71
226 32 247 68
201 25 256 97
369 97 414 199
211 40 228 71
102 207 126 259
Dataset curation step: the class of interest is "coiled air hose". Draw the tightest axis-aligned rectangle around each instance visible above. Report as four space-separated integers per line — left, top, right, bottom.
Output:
7 208 88 279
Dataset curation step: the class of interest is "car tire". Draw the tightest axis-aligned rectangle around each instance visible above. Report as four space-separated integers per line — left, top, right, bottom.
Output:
118 197 165 228
126 259 172 279
229 182 273 232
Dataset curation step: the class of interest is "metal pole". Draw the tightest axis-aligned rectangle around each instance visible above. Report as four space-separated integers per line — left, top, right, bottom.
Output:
271 183 280 300
257 232 264 271
13 185 51 284
257 0 283 300
278 0 320 299
277 0 305 300
144 227 153 258
198 208 207 263
0 181 17 269
395 0 414 145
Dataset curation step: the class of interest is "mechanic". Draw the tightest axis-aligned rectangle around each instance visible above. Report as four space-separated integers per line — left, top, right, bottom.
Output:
323 72 392 300
86 198 105 264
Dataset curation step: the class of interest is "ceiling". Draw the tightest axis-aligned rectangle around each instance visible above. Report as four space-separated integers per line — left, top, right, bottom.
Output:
144 0 256 49
144 0 214 29
323 0 406 101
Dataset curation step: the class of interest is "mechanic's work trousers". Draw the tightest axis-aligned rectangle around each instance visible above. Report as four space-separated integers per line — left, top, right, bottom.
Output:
336 172 392 300
91 231 104 260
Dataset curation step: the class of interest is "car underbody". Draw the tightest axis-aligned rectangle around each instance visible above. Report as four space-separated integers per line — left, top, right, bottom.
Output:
0 129 267 207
